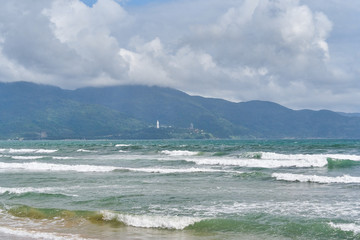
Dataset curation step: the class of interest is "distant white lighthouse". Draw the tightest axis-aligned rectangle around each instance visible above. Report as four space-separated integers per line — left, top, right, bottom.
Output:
156 120 160 129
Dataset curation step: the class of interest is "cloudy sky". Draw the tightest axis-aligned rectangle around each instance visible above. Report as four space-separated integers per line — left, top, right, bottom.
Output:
0 0 359 112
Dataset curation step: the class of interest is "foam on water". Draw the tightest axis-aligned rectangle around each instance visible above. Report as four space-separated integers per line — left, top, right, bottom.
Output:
11 156 46 160
115 144 131 147
0 162 117 172
0 226 90 240
0 186 77 196
8 149 58 154
161 150 199 156
76 149 97 153
329 222 360 234
0 162 237 174
118 167 237 174
9 149 38 153
272 173 360 183
52 157 74 160
179 152 360 168
101 210 202 230
184 157 328 168
260 152 360 161
187 200 360 220
35 149 58 154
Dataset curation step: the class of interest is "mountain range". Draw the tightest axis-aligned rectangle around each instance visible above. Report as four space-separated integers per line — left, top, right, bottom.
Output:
1 81 360 139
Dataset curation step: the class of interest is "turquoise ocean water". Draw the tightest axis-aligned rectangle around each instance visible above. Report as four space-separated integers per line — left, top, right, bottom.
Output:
0 139 360 239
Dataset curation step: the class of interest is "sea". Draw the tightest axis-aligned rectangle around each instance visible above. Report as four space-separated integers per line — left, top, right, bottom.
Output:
0 139 360 240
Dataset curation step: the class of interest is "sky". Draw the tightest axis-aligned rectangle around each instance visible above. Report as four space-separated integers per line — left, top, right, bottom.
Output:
0 0 359 112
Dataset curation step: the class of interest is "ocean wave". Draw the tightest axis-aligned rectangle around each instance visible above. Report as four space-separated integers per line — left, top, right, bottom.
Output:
115 144 131 147
179 152 360 169
100 210 202 230
272 173 360 183
11 156 46 160
8 148 58 154
259 152 360 161
76 149 98 153
0 162 117 172
52 157 74 160
329 222 360 234
161 150 199 156
0 186 77 197
35 149 58 154
327 158 360 169
0 162 238 174
116 167 236 174
183 157 328 168
0 226 90 240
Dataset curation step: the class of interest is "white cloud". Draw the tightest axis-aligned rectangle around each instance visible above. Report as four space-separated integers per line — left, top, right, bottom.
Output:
0 0 359 112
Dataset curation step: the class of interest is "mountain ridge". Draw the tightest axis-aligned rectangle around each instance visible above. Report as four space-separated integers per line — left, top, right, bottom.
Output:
1 81 360 139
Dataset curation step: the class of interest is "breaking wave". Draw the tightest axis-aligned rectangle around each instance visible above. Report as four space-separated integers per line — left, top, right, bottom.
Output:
76 149 98 153
0 162 235 175
272 173 360 184
0 162 117 172
184 157 327 168
11 156 46 160
8 149 58 154
0 186 77 197
99 210 202 230
115 144 131 147
116 167 238 174
327 158 360 169
329 222 360 234
52 157 74 160
161 150 200 156
179 152 360 169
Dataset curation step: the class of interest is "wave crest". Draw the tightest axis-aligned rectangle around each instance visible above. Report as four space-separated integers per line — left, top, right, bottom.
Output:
329 222 360 234
161 150 199 156
0 162 117 172
100 210 202 230
272 173 360 184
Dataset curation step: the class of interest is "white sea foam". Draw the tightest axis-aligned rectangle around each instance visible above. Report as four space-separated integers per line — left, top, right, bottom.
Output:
187 200 360 220
261 152 360 161
115 144 131 147
0 186 77 197
161 150 199 156
0 162 117 172
76 149 97 153
0 186 52 194
118 150 128 153
184 157 328 168
52 157 74 160
35 149 58 154
11 156 46 160
0 226 90 240
101 210 201 230
8 149 58 154
120 167 234 174
329 222 360 234
272 173 360 183
9 148 37 153
179 152 360 168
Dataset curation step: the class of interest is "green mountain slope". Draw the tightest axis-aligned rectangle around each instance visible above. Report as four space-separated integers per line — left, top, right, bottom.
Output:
71 86 245 138
1 81 360 139
71 85 360 139
0 82 144 139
